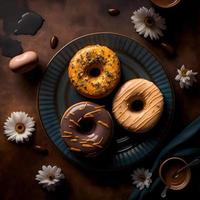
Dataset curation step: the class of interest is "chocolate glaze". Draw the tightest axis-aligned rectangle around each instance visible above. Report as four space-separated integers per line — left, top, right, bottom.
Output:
60 101 113 157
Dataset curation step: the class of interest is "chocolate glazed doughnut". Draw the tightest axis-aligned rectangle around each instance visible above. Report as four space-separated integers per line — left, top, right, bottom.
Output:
60 102 113 157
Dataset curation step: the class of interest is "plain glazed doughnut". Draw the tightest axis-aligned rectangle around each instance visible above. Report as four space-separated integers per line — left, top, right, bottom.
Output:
60 102 113 157
68 45 120 99
112 78 164 133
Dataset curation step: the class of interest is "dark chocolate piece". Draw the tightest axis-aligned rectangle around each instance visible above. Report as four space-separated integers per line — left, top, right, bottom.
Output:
33 145 48 155
108 8 120 16
14 11 44 35
160 42 176 56
50 36 58 49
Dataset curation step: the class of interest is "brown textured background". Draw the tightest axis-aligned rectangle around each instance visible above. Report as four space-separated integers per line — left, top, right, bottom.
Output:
0 0 200 200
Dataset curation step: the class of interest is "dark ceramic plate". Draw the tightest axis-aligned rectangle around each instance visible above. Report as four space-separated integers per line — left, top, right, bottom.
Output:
38 33 174 171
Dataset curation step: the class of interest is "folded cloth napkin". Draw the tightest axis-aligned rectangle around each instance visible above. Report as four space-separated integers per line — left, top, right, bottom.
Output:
129 116 200 200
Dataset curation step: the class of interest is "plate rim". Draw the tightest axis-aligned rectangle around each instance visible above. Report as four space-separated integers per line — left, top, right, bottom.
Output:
37 32 175 171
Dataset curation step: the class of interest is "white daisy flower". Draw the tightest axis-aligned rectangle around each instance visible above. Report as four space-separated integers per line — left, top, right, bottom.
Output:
131 7 166 40
4 111 35 143
131 168 152 190
35 165 65 191
175 65 198 88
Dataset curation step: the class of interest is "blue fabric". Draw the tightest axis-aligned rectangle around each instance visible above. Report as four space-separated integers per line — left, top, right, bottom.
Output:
129 116 200 200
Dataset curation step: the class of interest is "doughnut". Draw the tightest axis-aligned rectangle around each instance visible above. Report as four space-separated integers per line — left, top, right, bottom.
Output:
112 78 164 133
68 45 120 99
60 102 113 157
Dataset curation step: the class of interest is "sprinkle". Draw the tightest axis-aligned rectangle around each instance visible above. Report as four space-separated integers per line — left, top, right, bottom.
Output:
86 138 93 142
82 144 94 148
88 134 98 141
94 137 103 145
84 109 101 117
80 141 87 144
87 133 95 138
65 112 75 118
97 120 109 128
33 145 49 155
93 144 103 148
70 139 78 142
83 114 94 118
70 147 81 152
63 131 73 135
77 117 82 123
68 125 73 128
69 119 80 127
94 105 105 109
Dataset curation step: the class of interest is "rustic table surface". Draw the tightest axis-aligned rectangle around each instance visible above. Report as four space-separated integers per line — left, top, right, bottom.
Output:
0 0 200 200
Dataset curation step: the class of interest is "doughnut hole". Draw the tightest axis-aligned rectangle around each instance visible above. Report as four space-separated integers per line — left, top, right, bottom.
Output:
87 63 102 77
128 98 144 112
77 117 96 133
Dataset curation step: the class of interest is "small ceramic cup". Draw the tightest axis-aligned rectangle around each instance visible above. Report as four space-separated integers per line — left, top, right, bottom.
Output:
159 157 191 191
150 0 181 8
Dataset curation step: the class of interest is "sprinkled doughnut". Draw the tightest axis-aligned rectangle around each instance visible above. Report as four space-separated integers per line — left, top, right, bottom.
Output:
112 78 164 133
60 102 113 157
68 45 120 99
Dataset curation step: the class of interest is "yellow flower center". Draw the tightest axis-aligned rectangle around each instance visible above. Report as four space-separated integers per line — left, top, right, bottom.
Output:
144 16 155 28
181 68 188 77
15 123 25 134
48 174 55 181
138 174 146 182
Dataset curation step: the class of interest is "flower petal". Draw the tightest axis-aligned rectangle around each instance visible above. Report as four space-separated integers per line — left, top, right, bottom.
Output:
36 165 64 191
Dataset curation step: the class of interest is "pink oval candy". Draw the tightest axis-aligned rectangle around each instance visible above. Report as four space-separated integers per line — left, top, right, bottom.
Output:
9 51 38 73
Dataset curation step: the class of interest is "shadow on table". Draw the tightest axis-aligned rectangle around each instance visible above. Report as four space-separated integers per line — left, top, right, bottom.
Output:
21 64 45 83
43 179 71 200
184 82 200 97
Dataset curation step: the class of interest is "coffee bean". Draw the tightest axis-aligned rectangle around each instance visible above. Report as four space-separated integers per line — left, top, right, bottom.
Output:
160 42 175 56
33 145 49 155
108 8 120 16
50 35 58 49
